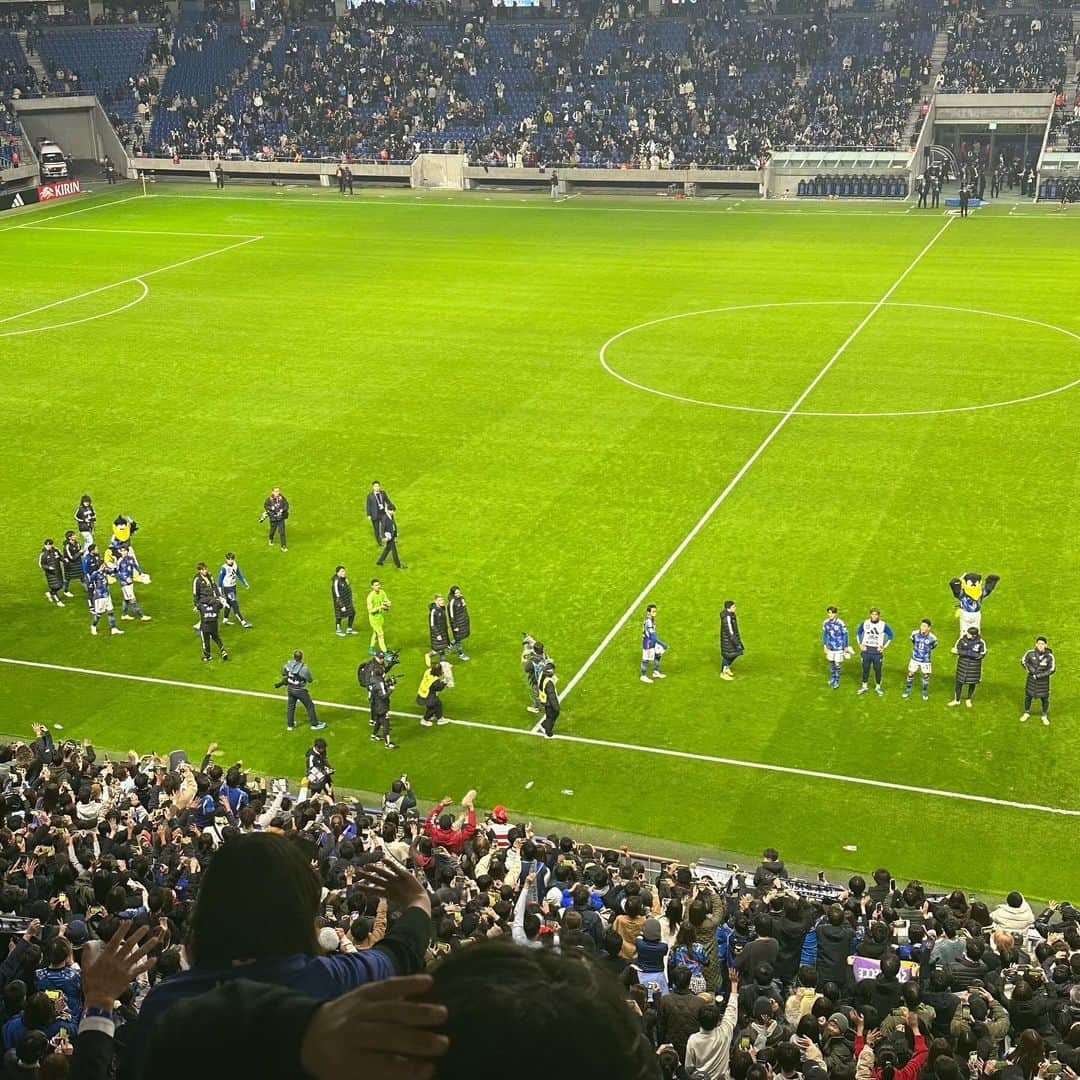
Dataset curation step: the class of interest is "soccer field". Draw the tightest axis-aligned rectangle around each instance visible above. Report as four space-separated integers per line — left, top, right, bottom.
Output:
4 184 1079 899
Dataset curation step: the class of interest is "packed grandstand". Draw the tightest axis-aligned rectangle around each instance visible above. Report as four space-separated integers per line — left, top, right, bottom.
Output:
0 725 1078 1079
1 0 1078 172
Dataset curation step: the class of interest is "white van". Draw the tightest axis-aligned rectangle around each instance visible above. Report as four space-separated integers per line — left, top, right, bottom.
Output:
38 142 69 180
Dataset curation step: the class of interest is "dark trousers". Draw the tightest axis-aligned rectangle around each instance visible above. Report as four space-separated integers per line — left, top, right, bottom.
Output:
369 517 382 543
954 679 977 700
269 518 287 548
918 190 927 207
201 622 226 659
931 190 940 207
376 539 401 568
371 704 391 738
861 650 883 685
1024 691 1049 715
62 565 82 590
223 587 245 622
336 607 355 630
417 695 443 721
287 688 318 728
216 174 224 188
542 703 560 736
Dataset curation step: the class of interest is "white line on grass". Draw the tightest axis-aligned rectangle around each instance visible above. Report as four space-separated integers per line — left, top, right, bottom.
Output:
154 192 914 217
0 279 149 338
2 655 1076 817
26 225 264 239
0 193 144 233
0 236 261 328
560 216 956 702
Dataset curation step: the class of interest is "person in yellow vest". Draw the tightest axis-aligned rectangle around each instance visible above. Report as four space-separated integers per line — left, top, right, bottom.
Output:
416 652 449 728
538 661 560 739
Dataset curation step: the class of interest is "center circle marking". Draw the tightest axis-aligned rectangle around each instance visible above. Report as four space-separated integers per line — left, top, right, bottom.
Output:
599 301 1080 418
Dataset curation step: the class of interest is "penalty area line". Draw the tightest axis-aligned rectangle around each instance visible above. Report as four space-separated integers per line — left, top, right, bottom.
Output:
559 215 956 702
1 655 1077 817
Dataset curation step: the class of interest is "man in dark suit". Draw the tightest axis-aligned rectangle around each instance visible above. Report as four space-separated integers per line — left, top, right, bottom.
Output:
959 183 970 218
365 482 395 545
375 509 405 569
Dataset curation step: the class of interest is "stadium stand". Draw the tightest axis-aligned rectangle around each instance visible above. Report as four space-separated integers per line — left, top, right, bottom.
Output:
0 724 1077 1079
938 8 1071 93
137 0 939 166
34 25 157 118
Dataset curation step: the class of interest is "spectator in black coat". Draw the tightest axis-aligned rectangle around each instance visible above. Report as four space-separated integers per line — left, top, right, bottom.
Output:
856 953 904 1016
817 905 856 988
948 938 990 991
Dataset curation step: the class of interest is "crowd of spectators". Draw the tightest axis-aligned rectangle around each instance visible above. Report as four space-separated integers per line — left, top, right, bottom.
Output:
938 6 1072 94
139 0 939 168
0 722 1079 1080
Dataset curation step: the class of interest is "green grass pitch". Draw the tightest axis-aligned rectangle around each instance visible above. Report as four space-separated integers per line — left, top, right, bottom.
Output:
3 185 1079 899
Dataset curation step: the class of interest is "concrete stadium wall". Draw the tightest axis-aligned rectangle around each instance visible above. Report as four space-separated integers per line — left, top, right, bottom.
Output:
14 97 130 176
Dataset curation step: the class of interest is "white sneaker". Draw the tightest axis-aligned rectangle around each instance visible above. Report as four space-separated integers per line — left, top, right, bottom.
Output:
640 675 653 684
111 627 124 635
652 671 667 679
121 614 135 621
436 717 450 726
62 591 74 598
140 615 152 621
420 719 433 727
44 592 53 603
1019 713 1029 723
526 706 541 714
1042 716 1050 726
90 624 97 636
55 599 65 608
965 699 973 708
946 700 960 707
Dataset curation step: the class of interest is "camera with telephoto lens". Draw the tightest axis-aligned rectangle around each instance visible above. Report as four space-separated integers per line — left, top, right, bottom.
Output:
0 916 33 934
382 648 401 673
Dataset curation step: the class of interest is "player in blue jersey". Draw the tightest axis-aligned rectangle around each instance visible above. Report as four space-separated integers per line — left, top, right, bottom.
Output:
640 604 667 683
218 553 253 628
112 543 151 622
856 608 894 696
903 619 938 700
87 567 123 636
822 606 852 689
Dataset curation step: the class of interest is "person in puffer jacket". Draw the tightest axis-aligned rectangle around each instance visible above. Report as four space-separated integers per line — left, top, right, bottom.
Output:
991 892 1036 934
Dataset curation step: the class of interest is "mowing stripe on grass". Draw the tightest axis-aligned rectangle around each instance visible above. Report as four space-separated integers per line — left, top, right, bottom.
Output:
1 654 1076 817
0 235 262 327
561 217 955 701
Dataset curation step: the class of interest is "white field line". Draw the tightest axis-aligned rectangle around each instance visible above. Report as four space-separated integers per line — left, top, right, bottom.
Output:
153 192 915 217
1 655 1076 817
0 193 144 233
559 216 956 701
0 235 261 328
27 225 264 239
0 278 149 338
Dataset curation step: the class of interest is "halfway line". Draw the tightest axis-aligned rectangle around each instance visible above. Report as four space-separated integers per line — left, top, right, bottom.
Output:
2 654 1075 817
560 216 955 700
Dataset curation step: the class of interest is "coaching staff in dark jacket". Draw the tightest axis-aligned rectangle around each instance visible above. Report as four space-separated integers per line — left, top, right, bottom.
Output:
332 566 356 637
1020 636 1055 726
260 487 289 551
448 585 471 660
720 600 744 680
365 482 395 544
429 594 450 656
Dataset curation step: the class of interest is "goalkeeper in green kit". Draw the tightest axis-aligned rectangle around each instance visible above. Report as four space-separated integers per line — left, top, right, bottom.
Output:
367 578 391 654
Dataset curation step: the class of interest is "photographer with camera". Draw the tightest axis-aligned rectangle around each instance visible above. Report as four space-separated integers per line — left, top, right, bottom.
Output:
305 737 334 796
259 486 289 552
521 635 549 715
277 650 325 732
361 651 398 750
383 774 415 816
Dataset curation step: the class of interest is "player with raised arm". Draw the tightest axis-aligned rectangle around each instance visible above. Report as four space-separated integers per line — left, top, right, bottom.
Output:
949 572 999 635
822 606 851 689
902 619 937 700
